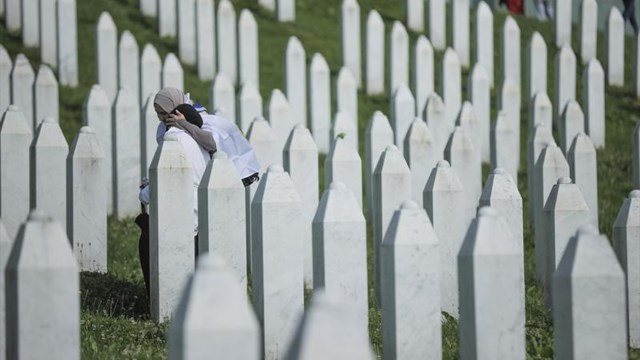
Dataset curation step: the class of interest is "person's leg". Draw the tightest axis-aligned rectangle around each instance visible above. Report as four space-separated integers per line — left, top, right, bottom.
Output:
135 213 150 298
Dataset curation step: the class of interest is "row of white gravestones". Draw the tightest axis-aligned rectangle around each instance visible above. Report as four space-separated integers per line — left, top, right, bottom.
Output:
196 0 216 81
613 190 640 348
441 48 462 128
12 0 78 85
446 126 481 222
475 2 493 88
553 225 627 359
336 67 358 146
405 118 437 208
325 137 362 210
238 82 262 133
452 0 470 68
406 0 423 32
239 9 259 89
584 59 605 148
414 36 434 116
365 111 394 221
502 17 521 89
159 0 177 37
498 79 521 172
366 10 384 95
580 0 598 65
391 83 415 155
527 122 554 223
310 53 331 153
491 111 519 183
210 73 235 121
331 112 356 150
113 87 141 218
268 88 294 158
469 64 490 162
390 21 409 95
555 45 577 126
528 32 547 103
178 0 196 66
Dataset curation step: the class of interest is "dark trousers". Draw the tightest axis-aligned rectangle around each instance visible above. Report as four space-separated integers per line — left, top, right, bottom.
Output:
624 0 639 35
135 213 198 299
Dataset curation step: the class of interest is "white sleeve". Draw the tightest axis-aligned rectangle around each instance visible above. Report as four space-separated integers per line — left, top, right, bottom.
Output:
139 184 150 205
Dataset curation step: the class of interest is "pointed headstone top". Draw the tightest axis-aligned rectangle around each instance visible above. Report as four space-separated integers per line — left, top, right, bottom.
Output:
366 111 392 134
268 164 285 173
97 11 116 30
28 208 50 221
609 6 623 22
0 45 11 64
504 15 519 31
577 223 599 236
142 43 161 62
557 177 573 185
630 190 640 199
391 21 407 37
13 54 34 74
36 65 57 85
311 53 329 71
287 36 304 55
394 82 413 99
478 0 491 15
120 30 138 48
400 200 419 210
329 181 347 191
239 9 256 25
586 59 604 74
337 67 356 86
478 206 498 217
79 126 94 134
437 160 450 168
385 144 399 152
1 106 31 134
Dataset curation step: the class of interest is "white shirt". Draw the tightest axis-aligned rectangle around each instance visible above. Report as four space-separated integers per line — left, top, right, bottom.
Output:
156 113 260 179
140 127 210 234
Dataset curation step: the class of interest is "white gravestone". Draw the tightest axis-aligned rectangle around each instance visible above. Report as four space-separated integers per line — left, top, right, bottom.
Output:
239 9 259 88
325 137 363 208
476 2 494 88
159 0 177 37
580 0 598 64
149 135 195 322
11 54 35 130
112 88 141 219
238 82 263 133
391 83 415 155
414 36 434 116
22 0 39 47
96 12 118 103
498 80 522 172
372 145 411 303
423 160 465 318
0 221 10 359
67 126 107 272
390 21 409 94
543 177 591 304
196 0 216 81
168 255 260 360
141 44 162 108
246 118 279 274
366 10 385 95
636 35 640 98
331 111 357 149
118 31 140 105
310 53 332 153
529 92 553 134
284 126 319 288
381 201 441 360
286 37 307 128
406 0 424 32
267 89 293 158
423 93 448 158
217 0 238 86
34 65 59 124
6 0 21 32
554 45 576 125
57 0 78 87
30 118 68 232
459 207 525 360
469 64 491 163
198 152 247 288
142 97 157 177
527 32 547 102
178 0 196 66
491 111 519 184
42 0 60 57
553 226 627 360
365 111 394 222
251 165 303 360
312 182 368 333
259 0 275 12
534 143 569 284
479 169 523 253
336 67 358 145
527 124 555 222
0 46 11 113
555 0 572 48
635 122 640 189
559 100 585 154
568 133 598 227
452 0 470 68
583 60 605 148
404 118 436 208
456 102 482 168
445 126 481 221
0 106 32 240
430 0 446 50
83 85 113 214
210 73 235 123
277 0 295 22
501 16 521 88
162 53 184 91
442 48 462 127
613 190 640 348
606 7 625 87
286 291 375 359
141 0 157 16
342 0 361 87
5 210 80 360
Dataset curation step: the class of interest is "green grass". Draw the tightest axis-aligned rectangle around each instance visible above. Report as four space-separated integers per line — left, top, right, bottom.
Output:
2 0 640 358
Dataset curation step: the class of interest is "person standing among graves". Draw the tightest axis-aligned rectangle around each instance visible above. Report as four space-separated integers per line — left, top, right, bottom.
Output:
624 0 639 35
136 89 211 297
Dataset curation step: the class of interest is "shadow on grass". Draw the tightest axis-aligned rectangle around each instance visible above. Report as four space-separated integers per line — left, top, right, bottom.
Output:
81 272 150 320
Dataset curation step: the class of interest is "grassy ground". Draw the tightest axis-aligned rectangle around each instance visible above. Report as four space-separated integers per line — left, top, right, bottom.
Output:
2 0 640 358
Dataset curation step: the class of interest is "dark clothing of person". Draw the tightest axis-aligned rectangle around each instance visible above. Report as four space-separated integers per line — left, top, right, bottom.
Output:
624 0 639 35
